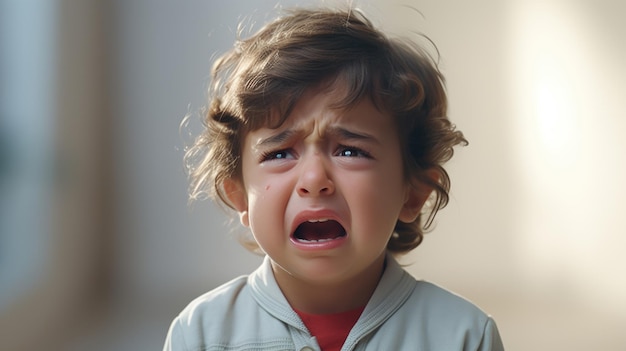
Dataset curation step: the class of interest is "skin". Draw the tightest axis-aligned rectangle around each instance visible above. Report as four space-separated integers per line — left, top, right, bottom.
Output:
224 83 430 314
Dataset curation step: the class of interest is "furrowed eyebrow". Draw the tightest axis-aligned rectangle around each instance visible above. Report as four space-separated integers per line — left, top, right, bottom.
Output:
328 126 380 144
255 126 379 147
257 129 298 147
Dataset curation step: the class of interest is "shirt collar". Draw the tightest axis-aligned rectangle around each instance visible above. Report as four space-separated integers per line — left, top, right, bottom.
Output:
248 253 417 336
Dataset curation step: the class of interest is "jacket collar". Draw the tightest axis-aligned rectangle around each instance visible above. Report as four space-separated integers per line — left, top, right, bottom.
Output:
247 253 417 339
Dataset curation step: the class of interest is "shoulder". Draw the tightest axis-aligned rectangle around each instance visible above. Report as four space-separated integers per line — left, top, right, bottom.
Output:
380 260 490 323
406 280 495 330
411 281 487 317
177 274 252 325
164 275 253 349
380 280 504 350
163 269 299 351
176 276 248 314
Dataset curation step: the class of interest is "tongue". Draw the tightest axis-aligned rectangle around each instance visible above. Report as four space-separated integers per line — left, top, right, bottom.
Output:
295 221 345 241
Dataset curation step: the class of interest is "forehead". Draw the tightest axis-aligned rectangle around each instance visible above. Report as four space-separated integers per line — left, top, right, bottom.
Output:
243 86 399 151
274 83 391 132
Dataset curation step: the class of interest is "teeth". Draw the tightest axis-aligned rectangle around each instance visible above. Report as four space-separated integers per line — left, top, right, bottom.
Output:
296 238 335 243
306 218 329 223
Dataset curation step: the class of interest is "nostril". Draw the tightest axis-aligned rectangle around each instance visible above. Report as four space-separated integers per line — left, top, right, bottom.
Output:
296 161 335 196
298 184 333 196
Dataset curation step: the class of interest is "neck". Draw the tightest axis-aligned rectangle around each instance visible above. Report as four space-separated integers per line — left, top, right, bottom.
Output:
271 254 386 315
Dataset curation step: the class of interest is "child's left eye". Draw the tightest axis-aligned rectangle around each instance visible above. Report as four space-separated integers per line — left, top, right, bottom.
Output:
336 146 371 158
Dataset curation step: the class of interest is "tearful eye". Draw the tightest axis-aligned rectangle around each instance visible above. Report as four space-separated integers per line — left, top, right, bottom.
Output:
337 146 370 158
261 149 293 162
273 152 288 159
340 149 357 157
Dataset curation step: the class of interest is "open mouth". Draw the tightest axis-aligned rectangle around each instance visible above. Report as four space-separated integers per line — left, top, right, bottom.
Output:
293 219 347 243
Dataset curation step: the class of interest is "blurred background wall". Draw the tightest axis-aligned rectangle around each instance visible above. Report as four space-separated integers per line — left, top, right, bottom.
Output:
1 0 624 350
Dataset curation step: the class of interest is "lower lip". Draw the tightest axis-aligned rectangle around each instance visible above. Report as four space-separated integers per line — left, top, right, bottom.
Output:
289 235 347 251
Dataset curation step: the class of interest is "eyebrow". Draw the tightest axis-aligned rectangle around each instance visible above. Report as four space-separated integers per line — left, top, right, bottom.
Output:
328 126 380 144
257 129 298 148
256 125 380 148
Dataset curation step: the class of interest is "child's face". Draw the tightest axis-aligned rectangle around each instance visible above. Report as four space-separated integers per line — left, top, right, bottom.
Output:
226 85 423 287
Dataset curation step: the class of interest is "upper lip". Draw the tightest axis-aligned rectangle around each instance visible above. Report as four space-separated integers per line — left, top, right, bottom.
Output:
290 209 346 238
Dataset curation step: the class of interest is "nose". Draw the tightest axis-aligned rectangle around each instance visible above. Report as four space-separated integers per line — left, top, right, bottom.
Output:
296 153 335 197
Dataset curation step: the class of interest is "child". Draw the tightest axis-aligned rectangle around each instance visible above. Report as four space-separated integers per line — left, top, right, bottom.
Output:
164 6 504 351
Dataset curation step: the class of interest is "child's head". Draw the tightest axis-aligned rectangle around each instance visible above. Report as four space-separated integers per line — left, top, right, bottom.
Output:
185 7 466 255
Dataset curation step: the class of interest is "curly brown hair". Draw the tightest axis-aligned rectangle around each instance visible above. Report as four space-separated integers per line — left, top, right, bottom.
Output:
184 7 467 255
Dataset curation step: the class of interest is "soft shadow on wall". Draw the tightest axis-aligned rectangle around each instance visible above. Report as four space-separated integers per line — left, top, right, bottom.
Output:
1 1 112 350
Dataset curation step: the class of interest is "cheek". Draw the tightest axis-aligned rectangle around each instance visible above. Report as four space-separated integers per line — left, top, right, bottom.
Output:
246 181 288 229
354 167 404 200
347 172 405 227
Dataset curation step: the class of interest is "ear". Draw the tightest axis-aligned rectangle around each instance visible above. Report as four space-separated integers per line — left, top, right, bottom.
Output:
223 178 249 227
398 170 439 223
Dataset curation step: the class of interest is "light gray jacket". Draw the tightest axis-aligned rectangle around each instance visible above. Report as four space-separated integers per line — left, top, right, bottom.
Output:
163 255 504 351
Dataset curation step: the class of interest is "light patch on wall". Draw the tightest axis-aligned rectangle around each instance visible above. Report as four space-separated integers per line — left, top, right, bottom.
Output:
534 68 577 166
508 0 626 312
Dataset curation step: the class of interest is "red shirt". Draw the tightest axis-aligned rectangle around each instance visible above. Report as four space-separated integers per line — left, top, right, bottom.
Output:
295 306 365 351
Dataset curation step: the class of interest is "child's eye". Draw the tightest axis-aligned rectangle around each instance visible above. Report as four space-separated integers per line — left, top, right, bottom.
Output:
336 146 371 158
260 149 294 162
